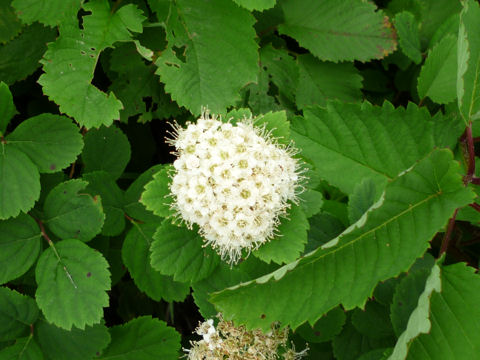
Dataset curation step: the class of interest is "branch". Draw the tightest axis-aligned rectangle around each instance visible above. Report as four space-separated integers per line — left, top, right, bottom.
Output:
439 209 459 256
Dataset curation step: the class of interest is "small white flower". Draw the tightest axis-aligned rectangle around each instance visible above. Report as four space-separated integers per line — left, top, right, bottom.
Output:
168 109 304 264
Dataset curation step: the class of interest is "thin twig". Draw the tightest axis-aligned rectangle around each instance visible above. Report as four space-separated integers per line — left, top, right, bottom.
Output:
439 209 459 256
469 203 480 212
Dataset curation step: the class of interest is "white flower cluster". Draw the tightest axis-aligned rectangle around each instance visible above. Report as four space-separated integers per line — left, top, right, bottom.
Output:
184 314 308 360
169 111 302 263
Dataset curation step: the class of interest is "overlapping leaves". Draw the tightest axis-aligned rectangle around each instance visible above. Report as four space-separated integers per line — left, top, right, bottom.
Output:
211 149 474 331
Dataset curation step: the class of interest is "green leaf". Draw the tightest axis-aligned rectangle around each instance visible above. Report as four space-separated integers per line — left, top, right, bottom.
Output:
36 320 110 360
82 126 131 180
124 165 164 222
299 188 324 218
98 316 181 360
7 114 83 173
83 171 125 236
348 178 378 224
109 43 162 122
0 287 38 342
295 306 346 343
0 2 22 43
192 262 251 319
352 301 394 339
0 145 40 220
0 336 43 360
253 110 290 142
333 320 393 360
390 268 431 338
232 0 275 11
43 179 105 242
155 0 258 114
150 220 220 283
388 262 440 359
140 166 173 218
210 149 475 331
418 34 457 104
296 54 363 109
404 263 480 359
122 223 190 302
259 45 298 104
278 0 396 62
38 1 146 128
0 214 41 284
394 12 422 64
253 205 309 264
457 0 480 122
291 101 437 195
35 239 111 330
0 23 56 85
12 0 82 27
0 82 17 136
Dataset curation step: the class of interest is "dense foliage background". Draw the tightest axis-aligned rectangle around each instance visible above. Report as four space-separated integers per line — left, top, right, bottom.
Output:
1 0 480 358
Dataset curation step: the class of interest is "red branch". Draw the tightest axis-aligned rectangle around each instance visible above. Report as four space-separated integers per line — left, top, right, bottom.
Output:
439 209 459 256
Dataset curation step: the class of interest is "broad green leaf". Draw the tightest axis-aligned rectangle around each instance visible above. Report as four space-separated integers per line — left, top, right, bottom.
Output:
253 205 309 264
404 263 480 359
36 320 110 360
457 0 480 122
352 301 395 339
390 269 431 338
140 166 173 218
418 35 457 104
0 23 56 85
12 0 82 27
211 149 475 331
0 287 38 341
295 306 346 343
278 0 396 62
0 82 17 135
155 0 258 114
43 179 104 242
0 2 21 43
394 12 422 64
0 336 43 360
38 0 146 128
259 45 298 104
232 0 275 11
0 214 41 284
98 316 181 360
122 223 190 302
150 220 220 283
83 171 125 236
242 67 280 115
82 126 131 179
35 239 111 330
296 54 363 109
0 145 40 219
348 178 378 224
291 101 437 195
428 13 459 49
7 114 83 173
192 262 251 319
124 165 164 222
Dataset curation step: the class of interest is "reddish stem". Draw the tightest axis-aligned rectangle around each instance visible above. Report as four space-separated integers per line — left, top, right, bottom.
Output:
34 217 53 245
440 209 459 256
469 203 480 212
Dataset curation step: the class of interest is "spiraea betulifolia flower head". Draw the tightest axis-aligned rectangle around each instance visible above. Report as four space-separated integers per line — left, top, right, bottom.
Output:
184 314 308 360
168 110 304 264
